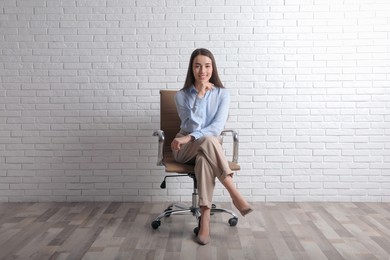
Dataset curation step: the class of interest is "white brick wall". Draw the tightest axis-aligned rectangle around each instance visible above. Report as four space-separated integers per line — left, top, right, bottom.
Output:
1 0 389 202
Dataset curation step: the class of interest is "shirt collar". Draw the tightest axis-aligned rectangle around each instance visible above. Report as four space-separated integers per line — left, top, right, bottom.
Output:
190 85 197 94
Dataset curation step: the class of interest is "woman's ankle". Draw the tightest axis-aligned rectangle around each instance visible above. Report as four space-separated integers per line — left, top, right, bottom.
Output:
199 207 211 236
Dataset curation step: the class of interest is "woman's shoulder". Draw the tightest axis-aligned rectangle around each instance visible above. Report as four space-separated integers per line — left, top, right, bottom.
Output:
175 87 192 103
176 87 190 97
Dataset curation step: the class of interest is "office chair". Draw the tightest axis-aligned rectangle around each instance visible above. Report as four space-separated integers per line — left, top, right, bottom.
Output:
151 90 240 234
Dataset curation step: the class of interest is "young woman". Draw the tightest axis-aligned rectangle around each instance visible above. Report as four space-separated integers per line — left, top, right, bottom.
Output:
171 48 253 245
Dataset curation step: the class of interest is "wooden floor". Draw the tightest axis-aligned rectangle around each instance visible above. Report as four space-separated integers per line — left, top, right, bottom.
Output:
0 202 390 260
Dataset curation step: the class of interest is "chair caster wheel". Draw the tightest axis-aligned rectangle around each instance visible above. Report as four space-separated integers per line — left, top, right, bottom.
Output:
194 216 201 235
193 226 199 236
228 217 238 226
151 220 161 229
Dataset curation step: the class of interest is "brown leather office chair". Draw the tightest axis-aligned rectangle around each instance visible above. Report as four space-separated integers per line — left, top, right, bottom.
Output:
151 90 240 234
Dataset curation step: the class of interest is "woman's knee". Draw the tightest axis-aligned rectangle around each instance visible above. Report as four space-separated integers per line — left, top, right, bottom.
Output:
200 136 220 146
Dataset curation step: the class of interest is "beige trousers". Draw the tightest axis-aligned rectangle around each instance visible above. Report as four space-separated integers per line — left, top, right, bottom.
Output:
172 133 233 209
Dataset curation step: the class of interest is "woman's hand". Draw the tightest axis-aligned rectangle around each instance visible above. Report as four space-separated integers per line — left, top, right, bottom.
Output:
197 83 213 98
171 135 193 151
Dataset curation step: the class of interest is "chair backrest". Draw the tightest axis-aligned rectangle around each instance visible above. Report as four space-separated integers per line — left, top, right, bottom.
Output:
160 90 180 156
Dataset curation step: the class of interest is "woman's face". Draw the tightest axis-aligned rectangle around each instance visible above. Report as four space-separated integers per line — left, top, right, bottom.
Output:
192 55 213 84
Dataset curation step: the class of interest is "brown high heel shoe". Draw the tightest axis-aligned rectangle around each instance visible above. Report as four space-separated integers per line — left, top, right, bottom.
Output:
233 200 254 217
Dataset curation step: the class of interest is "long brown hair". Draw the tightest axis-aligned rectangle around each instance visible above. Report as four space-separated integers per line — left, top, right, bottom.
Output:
182 48 224 90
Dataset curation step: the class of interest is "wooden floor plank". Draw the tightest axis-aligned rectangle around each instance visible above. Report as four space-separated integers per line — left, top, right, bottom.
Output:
0 202 390 260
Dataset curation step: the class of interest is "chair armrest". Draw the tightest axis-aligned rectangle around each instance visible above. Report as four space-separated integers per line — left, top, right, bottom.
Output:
153 130 165 166
221 129 239 163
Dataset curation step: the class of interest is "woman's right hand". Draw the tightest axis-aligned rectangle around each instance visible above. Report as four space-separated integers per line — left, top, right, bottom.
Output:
171 135 193 151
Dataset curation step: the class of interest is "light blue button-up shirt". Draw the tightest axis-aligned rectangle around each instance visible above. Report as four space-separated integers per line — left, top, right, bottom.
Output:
175 85 230 140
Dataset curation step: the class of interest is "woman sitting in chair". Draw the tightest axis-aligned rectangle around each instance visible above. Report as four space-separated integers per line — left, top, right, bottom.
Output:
171 48 253 245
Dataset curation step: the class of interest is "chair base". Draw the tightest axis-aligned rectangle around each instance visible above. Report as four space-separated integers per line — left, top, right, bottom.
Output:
151 173 239 231
151 192 239 231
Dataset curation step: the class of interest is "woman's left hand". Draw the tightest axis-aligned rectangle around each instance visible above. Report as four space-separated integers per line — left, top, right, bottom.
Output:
197 83 213 98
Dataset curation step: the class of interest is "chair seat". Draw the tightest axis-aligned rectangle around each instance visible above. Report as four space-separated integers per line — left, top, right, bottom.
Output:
163 154 240 173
